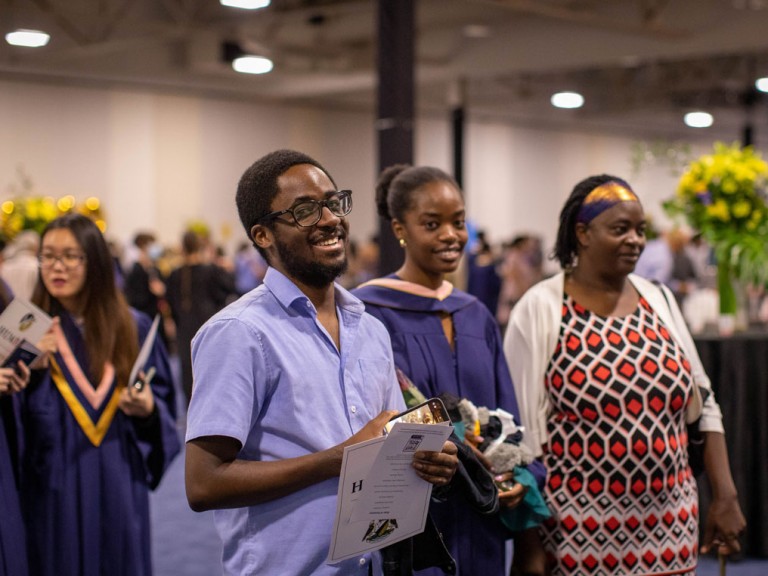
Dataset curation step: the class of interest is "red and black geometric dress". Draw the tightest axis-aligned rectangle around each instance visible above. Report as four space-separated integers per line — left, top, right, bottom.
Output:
540 294 698 575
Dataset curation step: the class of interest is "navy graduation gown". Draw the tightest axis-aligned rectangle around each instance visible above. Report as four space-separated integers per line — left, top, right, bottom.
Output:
21 311 180 576
0 393 27 576
354 277 526 575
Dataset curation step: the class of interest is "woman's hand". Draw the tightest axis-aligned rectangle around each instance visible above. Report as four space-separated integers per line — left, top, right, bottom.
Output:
0 362 31 396
29 317 59 370
463 429 495 471
700 493 746 556
495 471 527 509
118 370 156 418
700 431 746 557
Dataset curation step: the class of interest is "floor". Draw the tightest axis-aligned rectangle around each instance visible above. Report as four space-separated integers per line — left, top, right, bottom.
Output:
150 442 222 576
149 360 767 575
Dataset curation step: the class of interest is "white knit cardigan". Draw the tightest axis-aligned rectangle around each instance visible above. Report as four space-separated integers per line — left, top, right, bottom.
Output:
503 272 723 457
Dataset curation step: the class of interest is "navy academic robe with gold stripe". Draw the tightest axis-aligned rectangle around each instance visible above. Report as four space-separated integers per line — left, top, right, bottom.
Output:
21 310 180 576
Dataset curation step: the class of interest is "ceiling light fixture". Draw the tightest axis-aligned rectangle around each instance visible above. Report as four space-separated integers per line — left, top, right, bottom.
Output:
232 55 273 75
5 29 50 48
684 111 713 128
462 24 491 39
756 77 768 93
551 91 584 109
220 0 270 9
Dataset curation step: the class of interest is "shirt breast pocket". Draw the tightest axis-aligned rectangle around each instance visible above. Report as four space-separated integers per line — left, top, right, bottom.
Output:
354 357 394 412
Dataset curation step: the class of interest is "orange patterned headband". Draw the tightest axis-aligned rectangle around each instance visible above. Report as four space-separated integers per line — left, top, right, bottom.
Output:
577 181 639 224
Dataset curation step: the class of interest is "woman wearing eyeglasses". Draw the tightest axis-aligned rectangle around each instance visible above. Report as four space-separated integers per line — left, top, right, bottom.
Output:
353 165 546 576
22 213 181 576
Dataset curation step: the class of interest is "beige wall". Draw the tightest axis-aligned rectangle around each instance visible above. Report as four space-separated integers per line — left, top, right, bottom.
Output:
0 78 715 263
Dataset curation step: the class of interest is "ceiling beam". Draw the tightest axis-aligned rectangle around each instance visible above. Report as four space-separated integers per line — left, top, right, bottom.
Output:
471 0 688 38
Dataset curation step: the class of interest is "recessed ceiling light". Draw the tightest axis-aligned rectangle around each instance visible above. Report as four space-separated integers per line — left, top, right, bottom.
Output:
684 111 713 128
756 77 768 93
462 24 491 39
220 0 270 9
5 29 50 48
551 91 584 109
232 55 273 74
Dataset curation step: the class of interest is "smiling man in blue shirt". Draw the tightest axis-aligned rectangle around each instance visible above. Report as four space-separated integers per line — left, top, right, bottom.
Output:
184 149 458 576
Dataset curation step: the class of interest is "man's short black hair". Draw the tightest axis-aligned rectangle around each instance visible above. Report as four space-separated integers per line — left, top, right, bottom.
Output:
235 149 336 255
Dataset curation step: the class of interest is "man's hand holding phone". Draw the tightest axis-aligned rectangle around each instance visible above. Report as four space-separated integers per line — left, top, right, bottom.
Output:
384 398 450 433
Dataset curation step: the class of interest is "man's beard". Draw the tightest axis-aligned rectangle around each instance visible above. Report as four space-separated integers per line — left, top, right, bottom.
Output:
274 235 348 289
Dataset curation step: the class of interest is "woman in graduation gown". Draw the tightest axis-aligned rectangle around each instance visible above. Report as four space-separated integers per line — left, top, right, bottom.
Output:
0 282 32 576
353 165 545 576
24 214 181 576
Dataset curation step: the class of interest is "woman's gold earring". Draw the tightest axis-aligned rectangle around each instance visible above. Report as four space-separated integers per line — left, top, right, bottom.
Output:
399 238 407 248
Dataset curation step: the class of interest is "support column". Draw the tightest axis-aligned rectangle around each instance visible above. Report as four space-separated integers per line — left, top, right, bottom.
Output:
376 0 415 276
449 78 466 189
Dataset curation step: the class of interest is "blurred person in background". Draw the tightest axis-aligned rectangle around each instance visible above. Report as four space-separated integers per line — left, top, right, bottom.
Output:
106 238 126 291
466 229 502 316
635 227 698 306
233 241 267 295
1 230 40 300
496 234 544 331
166 230 237 404
124 231 168 346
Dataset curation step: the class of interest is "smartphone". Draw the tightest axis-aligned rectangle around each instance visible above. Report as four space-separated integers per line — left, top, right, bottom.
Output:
3 340 41 375
133 366 156 392
385 397 450 433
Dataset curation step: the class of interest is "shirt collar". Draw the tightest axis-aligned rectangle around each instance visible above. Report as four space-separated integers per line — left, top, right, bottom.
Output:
263 266 365 316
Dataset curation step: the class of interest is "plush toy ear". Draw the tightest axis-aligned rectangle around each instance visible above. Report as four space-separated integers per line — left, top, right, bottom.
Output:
457 398 479 429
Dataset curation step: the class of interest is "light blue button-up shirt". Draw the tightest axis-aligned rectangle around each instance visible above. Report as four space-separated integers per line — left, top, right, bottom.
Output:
186 267 405 575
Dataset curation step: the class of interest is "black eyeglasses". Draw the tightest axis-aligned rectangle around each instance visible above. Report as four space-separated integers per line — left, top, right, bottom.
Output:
259 190 352 227
38 251 86 270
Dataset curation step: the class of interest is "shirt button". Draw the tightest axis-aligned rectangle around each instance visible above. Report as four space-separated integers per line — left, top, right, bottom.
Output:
358 558 366 566
350 406 357 413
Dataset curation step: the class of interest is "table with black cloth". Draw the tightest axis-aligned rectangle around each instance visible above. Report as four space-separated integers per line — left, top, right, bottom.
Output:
694 330 768 558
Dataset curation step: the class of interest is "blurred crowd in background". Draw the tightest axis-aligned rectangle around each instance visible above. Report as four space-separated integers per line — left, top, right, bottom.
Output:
2 219 767 400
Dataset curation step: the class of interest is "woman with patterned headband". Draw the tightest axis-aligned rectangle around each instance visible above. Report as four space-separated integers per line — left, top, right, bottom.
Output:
503 174 745 575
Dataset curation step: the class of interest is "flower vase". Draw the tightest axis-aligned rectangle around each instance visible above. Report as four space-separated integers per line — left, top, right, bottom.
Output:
716 262 747 335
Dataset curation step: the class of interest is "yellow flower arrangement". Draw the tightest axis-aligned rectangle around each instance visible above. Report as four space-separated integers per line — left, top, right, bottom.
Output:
1 195 107 242
664 142 768 315
670 142 768 233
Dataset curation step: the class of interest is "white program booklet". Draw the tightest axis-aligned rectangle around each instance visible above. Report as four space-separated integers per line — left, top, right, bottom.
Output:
127 314 160 387
326 421 453 565
0 298 53 369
